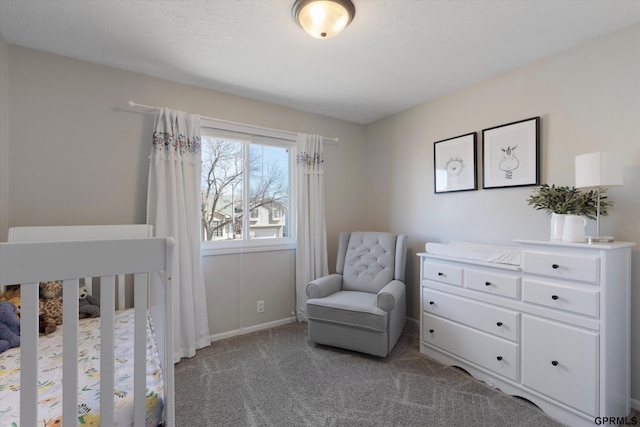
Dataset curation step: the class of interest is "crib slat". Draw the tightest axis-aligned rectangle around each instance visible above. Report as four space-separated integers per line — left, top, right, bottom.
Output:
62 280 80 427
163 256 175 427
134 272 148 426
19 283 39 427
118 273 126 310
100 275 116 427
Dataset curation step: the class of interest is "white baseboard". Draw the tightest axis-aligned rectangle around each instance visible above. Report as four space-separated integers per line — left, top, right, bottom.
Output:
210 316 417 343
209 316 297 342
631 398 640 412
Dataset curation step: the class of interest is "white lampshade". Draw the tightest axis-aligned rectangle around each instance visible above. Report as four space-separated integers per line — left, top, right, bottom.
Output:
575 152 624 189
293 0 355 39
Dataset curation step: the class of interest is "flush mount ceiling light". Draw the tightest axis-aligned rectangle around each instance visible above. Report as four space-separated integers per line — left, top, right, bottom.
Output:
292 0 355 39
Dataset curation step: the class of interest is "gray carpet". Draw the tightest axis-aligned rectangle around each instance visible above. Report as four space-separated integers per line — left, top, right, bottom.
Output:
175 321 566 426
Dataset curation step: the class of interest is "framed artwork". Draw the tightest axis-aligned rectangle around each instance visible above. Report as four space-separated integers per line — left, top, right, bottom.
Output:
482 117 540 189
434 132 477 193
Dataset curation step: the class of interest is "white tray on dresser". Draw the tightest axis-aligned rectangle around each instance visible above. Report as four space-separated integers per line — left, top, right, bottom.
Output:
418 240 636 427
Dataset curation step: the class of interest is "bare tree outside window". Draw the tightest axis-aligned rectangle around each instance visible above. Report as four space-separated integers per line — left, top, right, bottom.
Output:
201 135 290 242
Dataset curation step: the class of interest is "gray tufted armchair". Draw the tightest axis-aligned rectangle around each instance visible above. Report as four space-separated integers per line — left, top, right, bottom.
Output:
306 231 408 357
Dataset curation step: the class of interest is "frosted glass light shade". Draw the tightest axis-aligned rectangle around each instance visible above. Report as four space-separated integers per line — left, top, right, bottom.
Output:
575 152 624 189
293 0 355 39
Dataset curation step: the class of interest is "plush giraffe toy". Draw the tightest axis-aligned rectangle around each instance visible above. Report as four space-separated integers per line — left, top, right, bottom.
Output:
39 281 64 326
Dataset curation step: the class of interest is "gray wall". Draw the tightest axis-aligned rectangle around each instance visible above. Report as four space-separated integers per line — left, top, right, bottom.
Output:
365 23 640 401
2 42 366 337
3 22 640 403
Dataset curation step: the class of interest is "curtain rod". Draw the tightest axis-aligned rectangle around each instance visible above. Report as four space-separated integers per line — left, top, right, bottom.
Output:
127 101 339 144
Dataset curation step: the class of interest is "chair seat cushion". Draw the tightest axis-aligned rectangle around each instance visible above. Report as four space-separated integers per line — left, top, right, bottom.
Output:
307 291 387 333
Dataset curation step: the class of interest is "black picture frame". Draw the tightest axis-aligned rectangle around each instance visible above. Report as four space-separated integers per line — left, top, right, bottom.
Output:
482 117 540 189
434 132 477 193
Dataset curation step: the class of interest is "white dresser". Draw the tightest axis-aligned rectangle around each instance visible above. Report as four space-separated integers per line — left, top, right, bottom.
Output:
418 240 635 427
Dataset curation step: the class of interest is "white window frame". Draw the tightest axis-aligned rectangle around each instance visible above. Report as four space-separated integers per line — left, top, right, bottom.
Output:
200 118 297 256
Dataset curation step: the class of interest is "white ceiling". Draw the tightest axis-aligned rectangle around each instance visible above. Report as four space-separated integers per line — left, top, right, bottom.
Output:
1 0 639 124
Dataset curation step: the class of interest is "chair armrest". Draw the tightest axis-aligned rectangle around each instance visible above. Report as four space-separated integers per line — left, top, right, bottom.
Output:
306 274 342 299
377 280 405 312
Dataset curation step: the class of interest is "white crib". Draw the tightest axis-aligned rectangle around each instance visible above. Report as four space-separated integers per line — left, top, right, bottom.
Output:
0 225 175 426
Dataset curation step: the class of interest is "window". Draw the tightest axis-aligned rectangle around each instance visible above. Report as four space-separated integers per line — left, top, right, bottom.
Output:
200 123 295 253
271 205 284 220
250 207 260 220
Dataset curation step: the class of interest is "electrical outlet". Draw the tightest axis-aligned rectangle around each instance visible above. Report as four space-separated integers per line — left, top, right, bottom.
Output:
257 300 264 313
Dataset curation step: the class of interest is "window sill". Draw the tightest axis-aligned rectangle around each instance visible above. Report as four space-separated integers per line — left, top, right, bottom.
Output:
201 239 296 256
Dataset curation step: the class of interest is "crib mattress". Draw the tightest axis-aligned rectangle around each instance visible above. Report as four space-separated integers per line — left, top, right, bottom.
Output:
0 308 164 426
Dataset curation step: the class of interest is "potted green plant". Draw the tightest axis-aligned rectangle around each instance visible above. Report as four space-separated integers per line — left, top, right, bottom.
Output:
526 184 611 240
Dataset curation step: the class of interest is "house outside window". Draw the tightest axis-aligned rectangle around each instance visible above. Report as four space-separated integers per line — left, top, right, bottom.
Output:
200 122 295 254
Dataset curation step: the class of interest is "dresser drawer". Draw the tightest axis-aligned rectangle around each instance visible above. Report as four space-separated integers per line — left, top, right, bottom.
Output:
423 260 463 286
522 315 598 416
522 250 599 284
523 279 600 318
465 268 521 299
423 313 519 381
423 289 519 342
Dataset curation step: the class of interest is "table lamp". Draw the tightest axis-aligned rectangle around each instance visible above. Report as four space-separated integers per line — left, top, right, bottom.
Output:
574 151 623 243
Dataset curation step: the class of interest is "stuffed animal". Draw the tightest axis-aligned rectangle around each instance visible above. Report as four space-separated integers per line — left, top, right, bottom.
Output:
0 301 20 353
0 286 20 305
39 281 64 326
0 287 21 317
39 317 57 336
6 296 20 316
0 286 55 334
78 286 100 319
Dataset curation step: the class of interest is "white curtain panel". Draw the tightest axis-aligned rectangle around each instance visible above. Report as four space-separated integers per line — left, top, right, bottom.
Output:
147 107 211 362
295 133 329 321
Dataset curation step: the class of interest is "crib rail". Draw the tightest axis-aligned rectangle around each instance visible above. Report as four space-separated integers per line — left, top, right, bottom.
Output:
0 237 174 427
4 224 154 307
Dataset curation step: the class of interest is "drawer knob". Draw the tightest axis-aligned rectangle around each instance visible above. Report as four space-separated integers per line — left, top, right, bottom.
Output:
429 329 434 334
496 356 503 361
551 295 559 300
438 272 445 276
496 322 503 327
551 360 559 366
552 264 559 269
429 301 435 305
485 281 492 286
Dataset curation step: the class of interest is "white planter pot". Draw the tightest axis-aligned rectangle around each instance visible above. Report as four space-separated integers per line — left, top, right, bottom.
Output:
550 213 566 241
562 214 587 243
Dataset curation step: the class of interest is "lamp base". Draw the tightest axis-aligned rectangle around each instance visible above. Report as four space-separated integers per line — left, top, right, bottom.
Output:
586 235 615 244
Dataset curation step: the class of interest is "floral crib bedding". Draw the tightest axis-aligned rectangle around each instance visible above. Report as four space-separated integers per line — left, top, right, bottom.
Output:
0 308 164 427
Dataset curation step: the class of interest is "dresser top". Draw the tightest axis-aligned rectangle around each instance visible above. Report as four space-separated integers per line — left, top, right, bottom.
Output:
514 239 637 250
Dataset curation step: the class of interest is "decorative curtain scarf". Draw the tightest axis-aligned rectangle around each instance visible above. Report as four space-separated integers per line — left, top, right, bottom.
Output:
147 107 211 362
295 133 329 321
